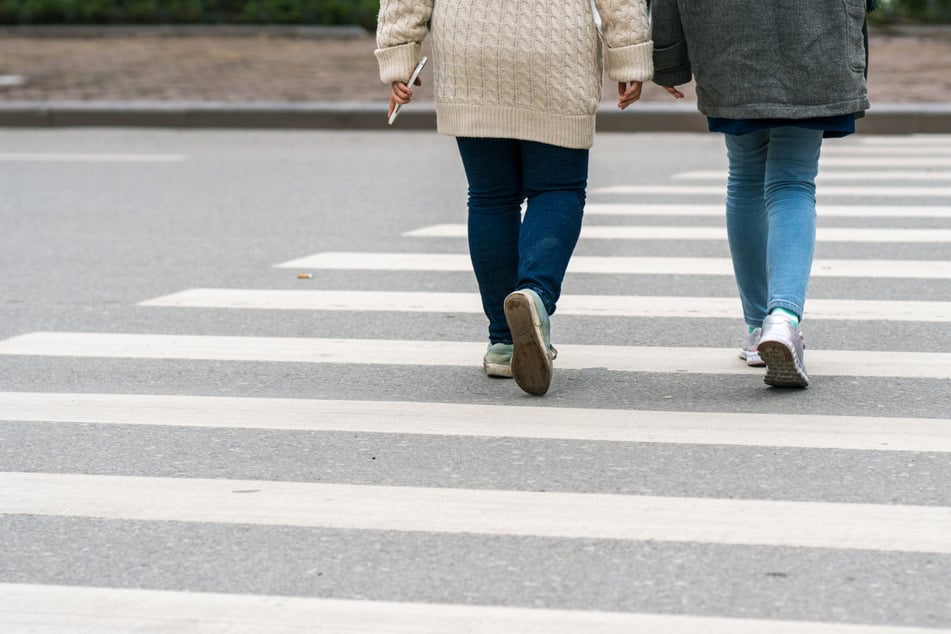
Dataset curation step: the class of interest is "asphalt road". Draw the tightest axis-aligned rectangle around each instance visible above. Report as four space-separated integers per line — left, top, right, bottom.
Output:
1 128 950 632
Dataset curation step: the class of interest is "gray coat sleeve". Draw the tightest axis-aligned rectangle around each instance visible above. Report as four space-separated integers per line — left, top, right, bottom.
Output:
650 0 692 87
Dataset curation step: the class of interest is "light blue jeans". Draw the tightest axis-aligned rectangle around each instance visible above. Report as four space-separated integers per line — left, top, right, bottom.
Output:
724 127 823 327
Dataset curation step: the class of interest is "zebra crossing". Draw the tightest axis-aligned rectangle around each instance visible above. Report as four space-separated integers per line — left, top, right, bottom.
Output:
3 392 949 451
1 131 950 632
4 472 950 553
3 585 945 634
2 332 948 378
406 223 951 242
140 289 951 320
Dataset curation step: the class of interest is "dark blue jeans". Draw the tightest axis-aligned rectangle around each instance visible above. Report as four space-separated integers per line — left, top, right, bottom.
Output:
456 137 588 344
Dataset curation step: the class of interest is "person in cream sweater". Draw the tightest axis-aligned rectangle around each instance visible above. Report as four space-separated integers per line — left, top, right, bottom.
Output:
376 0 652 396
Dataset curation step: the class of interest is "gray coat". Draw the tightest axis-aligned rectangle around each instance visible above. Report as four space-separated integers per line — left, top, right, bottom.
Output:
651 0 870 119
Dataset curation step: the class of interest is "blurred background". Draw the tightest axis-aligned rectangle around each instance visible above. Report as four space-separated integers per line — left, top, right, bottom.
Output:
0 1 948 105
0 0 948 27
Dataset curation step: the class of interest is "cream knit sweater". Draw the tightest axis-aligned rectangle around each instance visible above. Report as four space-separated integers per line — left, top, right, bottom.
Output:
376 0 652 149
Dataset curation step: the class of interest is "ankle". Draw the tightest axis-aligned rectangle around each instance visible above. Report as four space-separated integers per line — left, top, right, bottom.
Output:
770 307 800 328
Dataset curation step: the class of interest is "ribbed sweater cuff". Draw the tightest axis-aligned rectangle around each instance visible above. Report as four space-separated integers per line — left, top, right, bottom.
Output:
606 40 654 83
375 42 422 84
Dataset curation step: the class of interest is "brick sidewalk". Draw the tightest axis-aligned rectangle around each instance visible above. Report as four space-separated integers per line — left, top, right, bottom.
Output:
1 25 949 106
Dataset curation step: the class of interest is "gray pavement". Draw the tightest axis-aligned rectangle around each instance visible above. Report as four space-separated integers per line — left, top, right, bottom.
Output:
4 515 949 625
1 128 950 630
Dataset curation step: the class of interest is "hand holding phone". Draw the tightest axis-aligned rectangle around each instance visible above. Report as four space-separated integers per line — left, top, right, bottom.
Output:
388 56 428 125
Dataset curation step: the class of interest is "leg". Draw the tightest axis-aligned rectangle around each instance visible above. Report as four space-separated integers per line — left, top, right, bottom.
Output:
724 130 770 328
503 141 588 396
516 140 589 314
456 137 523 344
763 127 822 320
756 127 821 388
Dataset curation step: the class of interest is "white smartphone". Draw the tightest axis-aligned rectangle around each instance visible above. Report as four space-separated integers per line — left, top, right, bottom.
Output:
388 56 428 125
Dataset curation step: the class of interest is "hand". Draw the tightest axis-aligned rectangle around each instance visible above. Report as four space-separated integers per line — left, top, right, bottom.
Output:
387 77 422 118
617 81 643 110
664 85 685 99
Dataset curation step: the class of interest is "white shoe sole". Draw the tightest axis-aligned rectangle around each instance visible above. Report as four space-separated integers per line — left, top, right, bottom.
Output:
483 361 513 378
740 349 765 367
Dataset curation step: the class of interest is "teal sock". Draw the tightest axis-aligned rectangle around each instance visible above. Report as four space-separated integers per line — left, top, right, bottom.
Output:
771 307 799 328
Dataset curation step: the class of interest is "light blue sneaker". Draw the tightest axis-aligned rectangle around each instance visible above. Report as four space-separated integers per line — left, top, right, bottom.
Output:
503 289 557 396
483 343 513 378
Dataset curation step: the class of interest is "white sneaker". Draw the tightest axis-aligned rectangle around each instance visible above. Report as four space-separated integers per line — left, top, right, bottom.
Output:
758 314 809 388
739 326 765 367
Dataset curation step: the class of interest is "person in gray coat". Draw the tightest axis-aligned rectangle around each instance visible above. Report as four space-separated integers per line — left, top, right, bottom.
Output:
651 0 873 388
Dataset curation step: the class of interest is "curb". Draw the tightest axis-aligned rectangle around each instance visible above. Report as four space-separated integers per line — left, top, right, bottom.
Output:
0 25 369 38
0 22 944 39
2 101 951 134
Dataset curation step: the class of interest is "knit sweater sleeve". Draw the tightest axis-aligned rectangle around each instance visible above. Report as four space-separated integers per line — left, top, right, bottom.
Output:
593 0 653 82
375 0 433 84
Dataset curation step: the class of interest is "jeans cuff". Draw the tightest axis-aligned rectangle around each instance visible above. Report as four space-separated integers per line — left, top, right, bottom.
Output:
767 300 803 320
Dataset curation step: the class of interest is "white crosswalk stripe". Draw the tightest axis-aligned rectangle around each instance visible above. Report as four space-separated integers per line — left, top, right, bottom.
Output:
3 133 949 632
4 584 943 634
581 203 951 217
857 136 951 146
819 146 951 156
0 152 186 162
589 185 951 196
3 392 949 452
405 224 951 242
4 472 950 552
2 332 949 379
815 157 951 166
276 252 951 278
140 289 951 322
674 170 951 181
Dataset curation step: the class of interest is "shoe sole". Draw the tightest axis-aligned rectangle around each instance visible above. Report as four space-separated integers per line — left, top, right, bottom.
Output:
483 361 513 378
739 350 765 367
758 339 809 388
504 292 552 396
